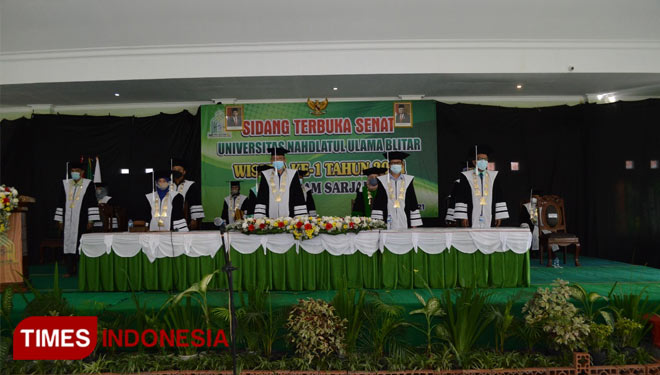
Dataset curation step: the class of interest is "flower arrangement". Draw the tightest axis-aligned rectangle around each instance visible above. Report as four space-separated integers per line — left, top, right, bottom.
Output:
228 215 385 240
0 185 19 235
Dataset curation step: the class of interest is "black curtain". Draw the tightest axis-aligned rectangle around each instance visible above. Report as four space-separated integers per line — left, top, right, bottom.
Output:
1 111 200 265
436 99 660 267
2 101 660 268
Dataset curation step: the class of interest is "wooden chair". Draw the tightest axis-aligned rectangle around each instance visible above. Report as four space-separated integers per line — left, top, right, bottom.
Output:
537 195 581 267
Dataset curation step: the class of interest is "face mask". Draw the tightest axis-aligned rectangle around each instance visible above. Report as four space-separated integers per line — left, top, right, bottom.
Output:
171 170 183 179
390 164 402 174
96 188 107 200
477 159 488 171
157 182 169 190
299 179 304 185
368 177 378 186
70 172 81 181
273 161 285 170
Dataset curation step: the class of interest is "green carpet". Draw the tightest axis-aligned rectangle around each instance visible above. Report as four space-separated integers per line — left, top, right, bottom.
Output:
9 254 660 324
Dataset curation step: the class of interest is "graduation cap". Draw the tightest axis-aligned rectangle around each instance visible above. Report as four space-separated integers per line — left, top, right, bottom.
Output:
230 181 241 187
467 144 495 158
383 152 410 161
267 147 290 156
95 182 108 188
153 169 171 180
363 167 388 176
69 160 85 170
171 158 189 170
256 164 272 173
297 169 311 178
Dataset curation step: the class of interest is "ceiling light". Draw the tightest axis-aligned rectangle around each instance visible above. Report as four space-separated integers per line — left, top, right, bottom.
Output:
120 168 130 174
145 168 153 173
333 87 338 91
114 93 120 97
516 84 522 89
596 94 604 100
608 96 617 103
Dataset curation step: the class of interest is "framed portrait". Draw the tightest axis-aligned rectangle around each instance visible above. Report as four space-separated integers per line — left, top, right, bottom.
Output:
225 105 244 131
393 102 412 128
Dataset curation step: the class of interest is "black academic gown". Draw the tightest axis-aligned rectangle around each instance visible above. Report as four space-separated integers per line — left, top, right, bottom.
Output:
371 174 422 228
221 194 248 223
172 180 205 222
254 168 308 218
54 178 99 255
303 186 317 217
139 191 188 231
244 188 258 216
453 170 509 227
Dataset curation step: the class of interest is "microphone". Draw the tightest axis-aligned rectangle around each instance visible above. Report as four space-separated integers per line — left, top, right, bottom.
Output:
214 217 227 234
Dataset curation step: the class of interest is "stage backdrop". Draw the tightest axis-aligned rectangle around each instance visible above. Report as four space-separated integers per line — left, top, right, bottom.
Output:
200 100 438 220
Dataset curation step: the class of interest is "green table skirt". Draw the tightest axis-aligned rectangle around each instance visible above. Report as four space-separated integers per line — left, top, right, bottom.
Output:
78 247 530 292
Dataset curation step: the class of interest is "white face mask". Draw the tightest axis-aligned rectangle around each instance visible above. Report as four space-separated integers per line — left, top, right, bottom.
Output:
390 164 402 174
477 159 488 171
70 172 81 181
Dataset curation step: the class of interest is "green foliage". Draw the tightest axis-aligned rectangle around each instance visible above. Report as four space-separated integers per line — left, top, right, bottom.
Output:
569 283 607 321
488 296 518 352
22 263 75 318
0 286 14 335
233 287 287 358
586 322 613 352
613 317 643 347
359 295 412 360
160 270 218 331
522 279 590 352
436 288 493 365
409 291 445 355
285 298 346 364
331 279 368 353
605 286 660 347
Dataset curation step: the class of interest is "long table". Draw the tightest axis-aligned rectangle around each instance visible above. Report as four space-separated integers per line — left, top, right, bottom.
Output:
78 228 532 291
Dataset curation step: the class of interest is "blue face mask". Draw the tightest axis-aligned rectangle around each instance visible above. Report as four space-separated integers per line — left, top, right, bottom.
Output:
368 177 378 186
272 161 285 170
299 179 304 185
477 159 488 171
390 164 402 174
70 172 81 181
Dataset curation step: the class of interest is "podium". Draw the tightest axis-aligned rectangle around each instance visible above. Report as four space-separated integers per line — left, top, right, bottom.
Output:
0 196 33 286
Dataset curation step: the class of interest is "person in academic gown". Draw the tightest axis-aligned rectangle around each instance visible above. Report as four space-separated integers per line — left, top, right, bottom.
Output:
140 170 188 232
221 181 248 224
352 167 387 217
171 158 204 229
92 183 118 230
244 165 272 217
454 145 509 228
54 161 100 276
298 169 317 217
254 147 308 218
444 161 471 226
371 152 423 229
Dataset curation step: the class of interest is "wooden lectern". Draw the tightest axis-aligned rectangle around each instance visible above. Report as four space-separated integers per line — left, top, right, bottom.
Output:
0 195 34 287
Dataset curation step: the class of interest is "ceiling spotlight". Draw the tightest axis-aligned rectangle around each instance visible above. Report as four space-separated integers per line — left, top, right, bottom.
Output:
114 93 120 97
333 87 338 91
516 84 522 89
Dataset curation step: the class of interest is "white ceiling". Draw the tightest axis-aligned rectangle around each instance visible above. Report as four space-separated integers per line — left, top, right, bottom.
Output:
2 73 660 108
2 0 660 109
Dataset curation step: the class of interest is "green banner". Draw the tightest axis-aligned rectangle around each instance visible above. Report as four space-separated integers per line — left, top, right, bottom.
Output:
201 100 438 220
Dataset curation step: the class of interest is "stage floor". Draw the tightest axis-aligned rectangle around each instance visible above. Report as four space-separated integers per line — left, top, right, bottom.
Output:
9 254 660 323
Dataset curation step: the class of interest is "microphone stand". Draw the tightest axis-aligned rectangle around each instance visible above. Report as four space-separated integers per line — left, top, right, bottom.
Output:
218 221 238 375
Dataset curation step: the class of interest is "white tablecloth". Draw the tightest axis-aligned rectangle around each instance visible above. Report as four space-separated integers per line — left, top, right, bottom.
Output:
80 228 531 263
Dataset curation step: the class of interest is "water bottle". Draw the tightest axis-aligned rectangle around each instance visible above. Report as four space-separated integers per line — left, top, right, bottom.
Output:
128 219 134 231
387 215 392 230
